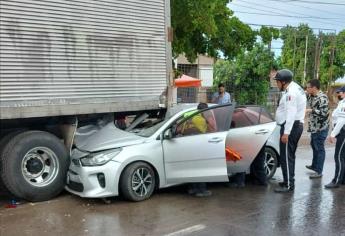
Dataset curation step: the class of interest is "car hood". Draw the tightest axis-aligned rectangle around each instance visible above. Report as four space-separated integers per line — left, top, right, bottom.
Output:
75 123 146 152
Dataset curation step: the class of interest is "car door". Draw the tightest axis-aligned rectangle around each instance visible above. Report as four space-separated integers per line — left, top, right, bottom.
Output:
226 106 277 175
162 104 234 184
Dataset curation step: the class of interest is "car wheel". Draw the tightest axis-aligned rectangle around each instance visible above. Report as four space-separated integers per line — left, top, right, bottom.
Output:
0 131 69 202
264 147 278 179
120 162 155 202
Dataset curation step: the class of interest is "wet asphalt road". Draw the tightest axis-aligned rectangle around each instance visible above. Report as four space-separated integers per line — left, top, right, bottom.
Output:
0 145 344 236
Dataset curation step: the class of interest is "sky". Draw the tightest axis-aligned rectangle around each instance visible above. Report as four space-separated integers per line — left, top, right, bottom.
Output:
228 0 345 55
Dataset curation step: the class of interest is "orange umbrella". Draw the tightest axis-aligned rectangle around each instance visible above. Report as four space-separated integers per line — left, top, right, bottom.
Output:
174 74 202 88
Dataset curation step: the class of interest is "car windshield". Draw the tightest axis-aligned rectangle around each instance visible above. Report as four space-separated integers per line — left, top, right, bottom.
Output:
136 119 169 137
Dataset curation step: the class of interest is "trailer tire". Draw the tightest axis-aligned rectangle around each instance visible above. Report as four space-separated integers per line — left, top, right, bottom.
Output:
0 131 69 202
0 130 27 193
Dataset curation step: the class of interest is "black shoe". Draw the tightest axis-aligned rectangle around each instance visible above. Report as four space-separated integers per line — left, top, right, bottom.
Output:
278 181 287 187
227 182 245 188
194 190 212 197
274 186 294 193
324 182 340 189
305 165 317 172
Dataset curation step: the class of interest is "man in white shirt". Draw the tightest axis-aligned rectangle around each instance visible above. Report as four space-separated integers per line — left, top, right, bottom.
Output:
274 69 307 193
212 83 231 104
325 86 345 188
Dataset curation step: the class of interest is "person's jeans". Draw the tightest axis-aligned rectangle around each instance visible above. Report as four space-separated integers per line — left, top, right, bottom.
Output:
310 128 328 174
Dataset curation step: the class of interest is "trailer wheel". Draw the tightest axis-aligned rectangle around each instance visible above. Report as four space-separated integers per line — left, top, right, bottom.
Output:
0 131 69 202
0 130 27 192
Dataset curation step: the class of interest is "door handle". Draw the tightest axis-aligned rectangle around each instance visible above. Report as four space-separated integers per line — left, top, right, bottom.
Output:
255 129 269 134
208 137 223 143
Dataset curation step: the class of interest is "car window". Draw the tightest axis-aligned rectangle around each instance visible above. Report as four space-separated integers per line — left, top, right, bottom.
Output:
174 105 232 137
258 107 274 124
231 107 259 128
136 119 168 137
231 106 274 128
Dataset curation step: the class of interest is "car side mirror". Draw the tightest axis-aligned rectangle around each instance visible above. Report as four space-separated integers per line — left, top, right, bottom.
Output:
163 128 173 140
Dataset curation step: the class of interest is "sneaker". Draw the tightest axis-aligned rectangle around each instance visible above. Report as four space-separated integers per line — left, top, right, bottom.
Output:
274 186 294 193
187 188 196 195
309 173 323 179
324 182 339 189
305 165 317 172
227 182 245 188
194 190 212 197
278 181 287 187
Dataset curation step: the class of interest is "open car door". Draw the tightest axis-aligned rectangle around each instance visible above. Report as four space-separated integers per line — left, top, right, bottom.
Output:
226 106 277 175
162 104 234 184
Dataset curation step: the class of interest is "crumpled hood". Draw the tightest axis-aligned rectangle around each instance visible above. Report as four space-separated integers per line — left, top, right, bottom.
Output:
75 123 146 152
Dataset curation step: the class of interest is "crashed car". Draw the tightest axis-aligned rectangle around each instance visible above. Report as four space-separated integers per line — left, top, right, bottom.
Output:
66 103 280 201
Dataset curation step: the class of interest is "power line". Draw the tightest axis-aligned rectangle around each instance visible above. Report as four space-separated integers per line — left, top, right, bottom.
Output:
243 22 336 32
259 0 345 18
264 0 345 6
234 10 343 20
232 0 345 25
231 0 345 27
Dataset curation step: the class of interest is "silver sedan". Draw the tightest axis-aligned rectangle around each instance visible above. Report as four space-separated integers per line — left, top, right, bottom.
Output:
66 103 279 201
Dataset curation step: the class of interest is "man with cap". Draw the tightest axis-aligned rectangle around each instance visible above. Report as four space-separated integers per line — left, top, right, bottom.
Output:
274 69 307 193
325 86 345 188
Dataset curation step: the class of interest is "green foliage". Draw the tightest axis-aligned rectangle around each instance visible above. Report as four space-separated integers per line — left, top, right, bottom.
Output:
171 0 256 62
214 43 275 105
280 24 317 86
259 26 280 45
280 25 345 88
319 30 345 86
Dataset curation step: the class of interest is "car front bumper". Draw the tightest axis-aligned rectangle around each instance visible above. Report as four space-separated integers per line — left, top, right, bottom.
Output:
65 159 122 198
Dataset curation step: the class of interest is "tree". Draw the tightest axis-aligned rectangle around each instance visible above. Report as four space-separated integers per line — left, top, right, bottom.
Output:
171 0 256 62
214 43 276 105
259 26 280 50
319 30 345 86
280 24 317 86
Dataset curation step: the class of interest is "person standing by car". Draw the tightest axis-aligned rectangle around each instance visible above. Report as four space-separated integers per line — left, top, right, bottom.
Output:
182 103 213 197
212 83 231 104
325 86 345 188
273 69 306 193
305 79 329 179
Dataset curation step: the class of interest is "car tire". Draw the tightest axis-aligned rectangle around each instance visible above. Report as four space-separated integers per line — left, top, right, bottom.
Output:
0 131 69 202
120 162 155 202
264 147 278 180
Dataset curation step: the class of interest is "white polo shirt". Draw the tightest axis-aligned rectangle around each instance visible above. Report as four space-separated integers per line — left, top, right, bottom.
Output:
331 99 345 137
275 81 307 135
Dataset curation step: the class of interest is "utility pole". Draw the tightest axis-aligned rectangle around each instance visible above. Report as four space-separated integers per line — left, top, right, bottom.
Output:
316 32 323 80
292 32 297 75
303 34 308 85
314 31 322 80
329 34 335 82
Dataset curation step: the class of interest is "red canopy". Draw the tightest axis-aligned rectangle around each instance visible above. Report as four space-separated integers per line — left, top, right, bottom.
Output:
174 74 202 88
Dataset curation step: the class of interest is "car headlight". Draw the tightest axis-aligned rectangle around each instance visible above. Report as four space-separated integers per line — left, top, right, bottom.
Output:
80 149 121 166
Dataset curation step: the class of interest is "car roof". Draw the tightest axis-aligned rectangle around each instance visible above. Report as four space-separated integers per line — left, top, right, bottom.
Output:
165 103 217 118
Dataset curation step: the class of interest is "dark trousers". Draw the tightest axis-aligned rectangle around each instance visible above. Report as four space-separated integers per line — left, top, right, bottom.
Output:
310 128 328 174
280 121 303 188
333 129 345 185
